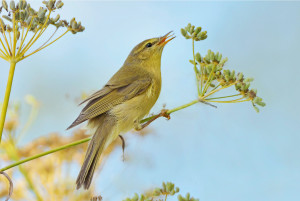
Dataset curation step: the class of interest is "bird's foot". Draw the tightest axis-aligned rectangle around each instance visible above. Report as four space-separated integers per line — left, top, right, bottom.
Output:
134 122 143 131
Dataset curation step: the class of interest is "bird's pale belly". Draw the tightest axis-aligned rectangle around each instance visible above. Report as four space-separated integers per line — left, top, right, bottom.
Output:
109 82 160 134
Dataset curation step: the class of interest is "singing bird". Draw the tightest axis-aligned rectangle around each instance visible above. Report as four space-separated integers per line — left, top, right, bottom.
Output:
67 32 175 190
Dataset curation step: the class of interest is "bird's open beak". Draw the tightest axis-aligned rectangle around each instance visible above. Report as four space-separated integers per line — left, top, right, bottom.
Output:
158 31 175 46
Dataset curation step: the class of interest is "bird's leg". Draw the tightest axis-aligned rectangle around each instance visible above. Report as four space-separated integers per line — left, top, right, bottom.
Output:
118 135 125 161
135 109 171 131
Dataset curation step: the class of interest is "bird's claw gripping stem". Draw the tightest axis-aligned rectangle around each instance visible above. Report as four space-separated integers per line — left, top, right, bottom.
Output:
135 109 171 131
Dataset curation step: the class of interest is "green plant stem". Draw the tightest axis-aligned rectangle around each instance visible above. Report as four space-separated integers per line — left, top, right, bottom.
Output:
0 137 91 172
140 99 199 123
0 99 202 171
202 64 216 95
205 94 241 100
167 99 199 114
0 61 16 143
192 39 201 95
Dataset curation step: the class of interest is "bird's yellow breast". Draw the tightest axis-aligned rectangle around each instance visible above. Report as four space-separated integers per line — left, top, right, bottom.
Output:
109 77 161 134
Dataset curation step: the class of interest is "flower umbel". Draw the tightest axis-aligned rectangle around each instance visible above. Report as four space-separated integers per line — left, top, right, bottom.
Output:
0 0 85 143
182 23 266 112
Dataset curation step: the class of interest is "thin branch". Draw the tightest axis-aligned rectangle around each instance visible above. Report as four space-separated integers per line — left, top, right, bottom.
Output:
35 28 58 52
192 39 201 95
0 37 9 56
202 64 216 95
12 12 17 56
8 32 12 52
200 63 204 95
198 99 217 108
20 29 69 61
0 98 215 171
0 19 12 55
19 26 25 51
19 11 52 57
0 53 7 60
0 171 13 201
202 82 237 99
0 137 91 171
205 97 250 103
209 83 221 92
205 93 241 100
18 28 39 57
16 17 35 56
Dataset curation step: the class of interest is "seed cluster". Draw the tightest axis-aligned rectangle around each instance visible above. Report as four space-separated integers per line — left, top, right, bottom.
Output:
0 0 84 36
181 23 207 41
182 23 265 112
123 182 196 201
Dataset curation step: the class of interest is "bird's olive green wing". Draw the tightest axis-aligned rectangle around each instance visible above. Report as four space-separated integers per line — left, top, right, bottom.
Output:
79 87 112 105
67 73 151 130
79 66 146 105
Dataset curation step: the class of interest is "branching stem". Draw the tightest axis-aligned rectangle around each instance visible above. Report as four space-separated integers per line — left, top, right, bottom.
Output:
20 29 69 61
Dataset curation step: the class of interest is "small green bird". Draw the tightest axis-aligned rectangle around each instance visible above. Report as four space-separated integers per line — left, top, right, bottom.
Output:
67 32 175 190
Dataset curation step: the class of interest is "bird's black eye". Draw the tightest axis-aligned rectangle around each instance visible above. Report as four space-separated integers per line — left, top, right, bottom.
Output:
146 42 152 48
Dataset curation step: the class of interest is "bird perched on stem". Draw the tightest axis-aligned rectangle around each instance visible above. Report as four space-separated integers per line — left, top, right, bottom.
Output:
67 31 175 190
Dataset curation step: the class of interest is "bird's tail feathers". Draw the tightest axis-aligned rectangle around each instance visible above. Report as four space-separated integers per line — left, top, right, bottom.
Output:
76 114 115 190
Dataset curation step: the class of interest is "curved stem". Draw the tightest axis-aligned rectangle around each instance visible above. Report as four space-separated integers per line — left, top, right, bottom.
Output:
0 61 16 143
35 28 58 51
0 171 13 201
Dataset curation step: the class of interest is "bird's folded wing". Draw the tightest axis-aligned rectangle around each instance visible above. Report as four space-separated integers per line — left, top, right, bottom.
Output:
79 66 145 105
67 75 151 129
79 87 112 105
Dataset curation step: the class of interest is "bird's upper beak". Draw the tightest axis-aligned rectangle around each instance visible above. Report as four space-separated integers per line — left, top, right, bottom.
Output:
158 31 175 46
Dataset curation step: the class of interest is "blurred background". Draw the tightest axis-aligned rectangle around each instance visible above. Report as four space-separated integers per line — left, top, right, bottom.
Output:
0 1 299 201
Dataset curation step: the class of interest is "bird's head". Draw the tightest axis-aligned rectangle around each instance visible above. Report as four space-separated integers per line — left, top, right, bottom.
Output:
125 31 175 64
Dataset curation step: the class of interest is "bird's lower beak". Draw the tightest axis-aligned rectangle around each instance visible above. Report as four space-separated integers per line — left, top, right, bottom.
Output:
158 31 175 46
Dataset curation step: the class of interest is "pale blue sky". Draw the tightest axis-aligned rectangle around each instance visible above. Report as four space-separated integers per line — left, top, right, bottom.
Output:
0 1 299 201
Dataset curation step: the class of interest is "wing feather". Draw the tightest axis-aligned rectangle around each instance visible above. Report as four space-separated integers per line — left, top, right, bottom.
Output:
67 75 151 130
